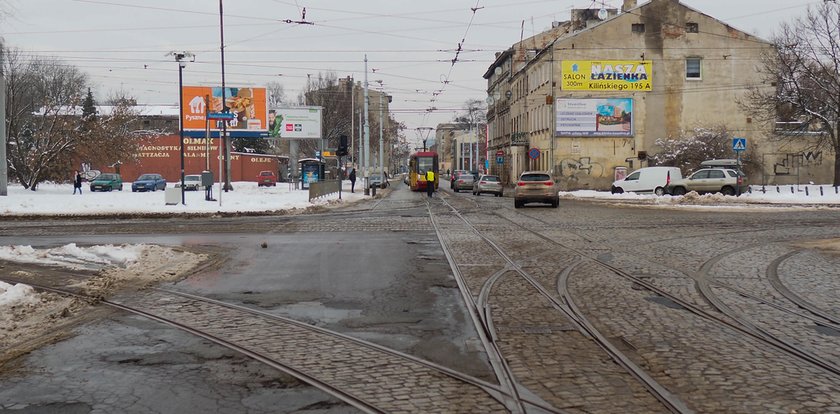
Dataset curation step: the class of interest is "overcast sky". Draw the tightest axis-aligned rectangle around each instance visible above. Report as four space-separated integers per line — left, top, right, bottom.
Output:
0 0 820 145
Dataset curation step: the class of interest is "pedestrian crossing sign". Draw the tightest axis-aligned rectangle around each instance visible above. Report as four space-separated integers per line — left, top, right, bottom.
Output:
732 137 746 152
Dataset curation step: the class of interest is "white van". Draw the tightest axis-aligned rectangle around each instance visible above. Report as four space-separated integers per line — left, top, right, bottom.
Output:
611 166 682 196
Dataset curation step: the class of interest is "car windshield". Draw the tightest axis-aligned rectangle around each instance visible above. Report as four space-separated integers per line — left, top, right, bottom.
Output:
370 174 382 180
98 174 115 180
521 174 550 182
260 171 273 176
185 176 200 182
138 174 154 180
481 176 499 182
460 175 474 181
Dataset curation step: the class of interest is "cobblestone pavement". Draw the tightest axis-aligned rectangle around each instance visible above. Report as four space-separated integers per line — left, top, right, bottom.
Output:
435 190 840 413
5 184 840 413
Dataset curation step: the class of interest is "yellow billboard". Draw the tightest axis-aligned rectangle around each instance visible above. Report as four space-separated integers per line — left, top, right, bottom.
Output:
561 61 652 92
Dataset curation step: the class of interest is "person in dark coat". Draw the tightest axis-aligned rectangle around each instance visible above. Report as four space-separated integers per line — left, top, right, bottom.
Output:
349 168 357 193
73 171 83 195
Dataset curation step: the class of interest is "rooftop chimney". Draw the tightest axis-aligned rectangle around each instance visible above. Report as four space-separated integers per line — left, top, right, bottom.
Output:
622 0 637 12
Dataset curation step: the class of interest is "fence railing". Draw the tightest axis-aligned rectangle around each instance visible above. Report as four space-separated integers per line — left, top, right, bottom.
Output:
748 184 840 197
308 180 341 202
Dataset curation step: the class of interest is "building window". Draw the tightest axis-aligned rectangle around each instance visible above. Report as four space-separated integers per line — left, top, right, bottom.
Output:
631 23 645 33
686 22 699 33
686 57 702 79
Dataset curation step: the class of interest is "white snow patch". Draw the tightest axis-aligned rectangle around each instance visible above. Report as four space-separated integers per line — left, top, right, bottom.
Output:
0 281 38 308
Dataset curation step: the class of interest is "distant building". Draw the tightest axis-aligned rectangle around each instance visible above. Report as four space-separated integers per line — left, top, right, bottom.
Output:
484 0 833 188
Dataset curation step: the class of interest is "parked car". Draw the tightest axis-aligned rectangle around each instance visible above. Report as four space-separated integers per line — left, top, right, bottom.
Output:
450 170 468 189
514 171 558 208
175 174 202 191
131 173 166 192
452 174 475 192
611 166 682 196
257 170 277 187
90 173 123 192
666 167 747 196
369 173 389 188
472 174 504 197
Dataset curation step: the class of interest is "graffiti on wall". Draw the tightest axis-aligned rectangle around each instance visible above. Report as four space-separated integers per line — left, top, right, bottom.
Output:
771 151 822 175
559 157 605 179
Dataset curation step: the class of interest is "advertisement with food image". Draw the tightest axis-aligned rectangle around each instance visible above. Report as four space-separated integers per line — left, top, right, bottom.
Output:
180 86 267 133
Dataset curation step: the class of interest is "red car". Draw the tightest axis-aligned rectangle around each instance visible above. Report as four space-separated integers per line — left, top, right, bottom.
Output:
257 170 277 187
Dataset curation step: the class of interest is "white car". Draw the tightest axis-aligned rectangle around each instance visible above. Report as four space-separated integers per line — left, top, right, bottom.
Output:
175 174 202 191
611 166 682 196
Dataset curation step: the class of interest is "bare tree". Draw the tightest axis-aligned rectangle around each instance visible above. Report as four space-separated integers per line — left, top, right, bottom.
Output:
743 2 840 185
650 126 738 174
266 81 286 108
3 49 141 189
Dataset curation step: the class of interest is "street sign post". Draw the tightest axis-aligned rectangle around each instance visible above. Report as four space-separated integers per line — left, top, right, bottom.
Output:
732 137 747 196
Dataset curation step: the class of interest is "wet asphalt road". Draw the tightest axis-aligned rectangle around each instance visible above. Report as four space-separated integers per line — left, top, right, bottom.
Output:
0 184 490 413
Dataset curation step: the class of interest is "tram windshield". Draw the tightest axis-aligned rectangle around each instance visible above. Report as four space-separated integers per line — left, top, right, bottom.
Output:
417 156 435 173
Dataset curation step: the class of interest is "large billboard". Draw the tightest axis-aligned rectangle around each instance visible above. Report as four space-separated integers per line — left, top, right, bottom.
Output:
268 106 322 139
561 61 652 92
555 98 633 137
181 86 267 137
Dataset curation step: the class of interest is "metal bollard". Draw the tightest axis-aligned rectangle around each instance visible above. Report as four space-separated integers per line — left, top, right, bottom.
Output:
791 186 795 194
820 186 824 196
761 185 766 194
805 186 809 196
371 185 376 196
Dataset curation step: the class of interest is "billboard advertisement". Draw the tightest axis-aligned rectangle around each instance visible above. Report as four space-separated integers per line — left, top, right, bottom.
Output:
268 106 323 139
561 61 652 92
555 98 633 137
181 86 268 137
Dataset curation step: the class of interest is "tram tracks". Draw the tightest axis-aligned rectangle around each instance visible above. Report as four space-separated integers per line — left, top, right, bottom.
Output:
486 204 840 410
430 197 689 413
1 278 514 413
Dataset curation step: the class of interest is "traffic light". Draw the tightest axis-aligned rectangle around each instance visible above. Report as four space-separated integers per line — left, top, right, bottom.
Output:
337 135 348 156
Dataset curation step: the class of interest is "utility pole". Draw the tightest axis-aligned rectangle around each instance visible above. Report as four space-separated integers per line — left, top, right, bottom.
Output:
0 73 6 197
363 55 371 195
219 0 232 192
379 91 384 182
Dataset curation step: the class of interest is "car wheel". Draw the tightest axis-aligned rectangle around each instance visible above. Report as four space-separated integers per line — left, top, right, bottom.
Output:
107 186 113 192
514 200 522 208
654 186 665 196
454 188 459 193
132 189 137 192
671 187 686 196
611 186 624 194
721 186 736 196
552 199 559 208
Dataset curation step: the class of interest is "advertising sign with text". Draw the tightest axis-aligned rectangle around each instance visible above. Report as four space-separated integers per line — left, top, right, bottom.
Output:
561 61 652 92
268 106 323 139
555 98 633 137
181 86 267 137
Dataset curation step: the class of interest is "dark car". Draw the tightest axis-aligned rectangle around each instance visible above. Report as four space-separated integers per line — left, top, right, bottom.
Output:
452 174 475 192
131 173 167 192
257 170 277 187
450 170 468 189
90 173 123 192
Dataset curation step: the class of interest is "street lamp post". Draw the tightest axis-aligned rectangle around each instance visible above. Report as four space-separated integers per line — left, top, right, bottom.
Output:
173 51 194 205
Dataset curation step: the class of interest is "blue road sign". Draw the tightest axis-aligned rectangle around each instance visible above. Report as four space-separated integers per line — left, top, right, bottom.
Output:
528 147 541 160
208 112 236 120
732 137 747 152
496 156 504 164
484 159 490 169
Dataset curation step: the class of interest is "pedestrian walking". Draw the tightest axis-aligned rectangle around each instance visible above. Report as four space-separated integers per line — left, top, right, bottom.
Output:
73 171 83 195
349 168 357 193
425 169 435 198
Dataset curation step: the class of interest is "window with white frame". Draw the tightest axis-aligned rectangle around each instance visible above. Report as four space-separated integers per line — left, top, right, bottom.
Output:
686 57 702 79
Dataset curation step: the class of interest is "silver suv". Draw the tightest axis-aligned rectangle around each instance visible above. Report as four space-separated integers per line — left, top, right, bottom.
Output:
666 168 747 196
514 171 558 208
